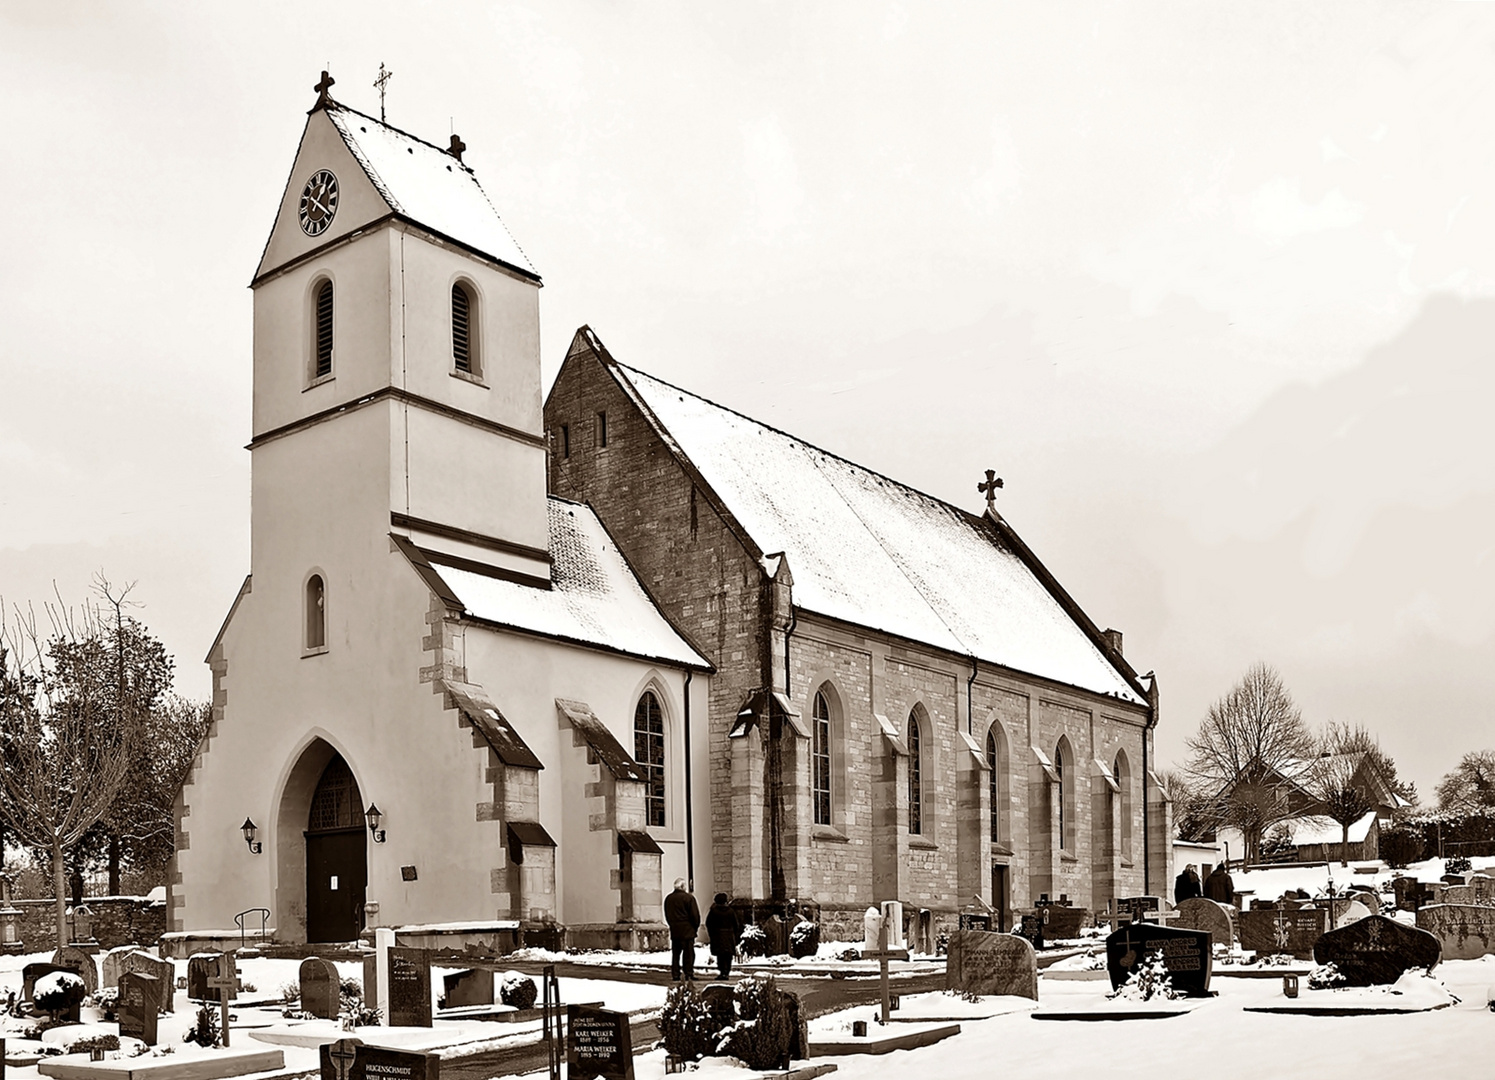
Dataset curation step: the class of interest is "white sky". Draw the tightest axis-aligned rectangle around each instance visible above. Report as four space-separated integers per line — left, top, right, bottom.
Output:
1 2 1492 798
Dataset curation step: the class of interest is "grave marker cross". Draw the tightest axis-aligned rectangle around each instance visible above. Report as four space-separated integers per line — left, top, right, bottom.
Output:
978 469 1003 510
329 1039 360 1080
206 967 238 1047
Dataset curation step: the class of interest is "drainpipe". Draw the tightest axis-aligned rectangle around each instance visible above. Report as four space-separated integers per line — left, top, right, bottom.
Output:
966 656 979 735
1142 672 1158 896
683 669 694 890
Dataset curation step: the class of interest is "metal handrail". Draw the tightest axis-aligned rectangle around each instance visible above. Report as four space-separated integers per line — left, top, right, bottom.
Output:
234 907 271 949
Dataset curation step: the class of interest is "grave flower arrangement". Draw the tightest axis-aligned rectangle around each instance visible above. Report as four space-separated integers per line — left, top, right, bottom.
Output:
738 923 768 958
1107 952 1179 1003
660 974 806 1070
1306 962 1346 990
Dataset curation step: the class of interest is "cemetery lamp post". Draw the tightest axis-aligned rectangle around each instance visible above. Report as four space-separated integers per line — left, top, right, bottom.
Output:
366 804 387 843
241 818 263 854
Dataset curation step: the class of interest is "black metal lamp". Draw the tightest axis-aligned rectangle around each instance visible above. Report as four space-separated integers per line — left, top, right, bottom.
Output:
365 803 386 843
241 818 262 854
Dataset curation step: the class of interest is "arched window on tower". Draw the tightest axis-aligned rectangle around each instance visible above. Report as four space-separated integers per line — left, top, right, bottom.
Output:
305 574 326 651
634 691 666 828
451 282 478 375
314 280 334 379
812 691 832 826
907 710 924 835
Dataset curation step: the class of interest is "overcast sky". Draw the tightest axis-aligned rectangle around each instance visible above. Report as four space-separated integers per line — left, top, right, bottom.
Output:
2 2 1492 799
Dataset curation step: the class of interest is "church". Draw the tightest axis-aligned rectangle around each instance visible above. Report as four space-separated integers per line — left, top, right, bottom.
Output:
168 77 1166 952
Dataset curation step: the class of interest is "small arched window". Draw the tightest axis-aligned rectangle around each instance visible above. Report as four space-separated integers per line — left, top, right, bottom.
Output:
907 711 923 835
1055 738 1075 852
314 280 334 379
1115 750 1133 861
986 728 1002 843
812 691 832 826
452 282 476 374
305 574 326 650
634 691 665 828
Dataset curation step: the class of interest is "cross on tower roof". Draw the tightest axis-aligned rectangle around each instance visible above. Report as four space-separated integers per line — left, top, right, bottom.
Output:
314 70 336 109
373 63 392 122
448 133 466 162
978 469 1004 511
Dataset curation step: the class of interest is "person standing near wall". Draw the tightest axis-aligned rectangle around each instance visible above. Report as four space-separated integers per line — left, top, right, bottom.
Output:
705 892 742 980
664 878 701 981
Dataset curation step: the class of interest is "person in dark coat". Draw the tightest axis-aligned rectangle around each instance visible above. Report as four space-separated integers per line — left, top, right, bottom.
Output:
1173 864 1202 904
664 878 701 981
1203 863 1235 905
705 893 742 980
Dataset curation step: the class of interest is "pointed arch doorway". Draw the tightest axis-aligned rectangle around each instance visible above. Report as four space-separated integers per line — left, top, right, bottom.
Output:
304 752 367 942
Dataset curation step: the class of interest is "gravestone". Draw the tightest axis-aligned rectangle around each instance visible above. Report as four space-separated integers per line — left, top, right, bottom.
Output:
187 953 229 1002
1345 886 1381 915
300 957 341 1019
101 945 138 990
1116 895 1162 918
440 968 493 1009
1469 874 1495 901
1015 913 1045 949
944 929 1037 999
51 947 98 996
1043 906 1088 941
121 952 175 1012
1441 874 1465 886
321 1038 439 1080
1415 904 1495 961
1313 914 1442 986
566 1004 634 1080
1105 923 1212 997
1392 877 1432 912
1172 898 1234 948
1238 906 1330 959
1440 884 1474 905
957 912 991 932
117 971 160 1046
386 946 432 1027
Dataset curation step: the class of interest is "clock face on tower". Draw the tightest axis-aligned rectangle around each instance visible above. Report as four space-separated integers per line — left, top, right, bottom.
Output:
298 169 340 236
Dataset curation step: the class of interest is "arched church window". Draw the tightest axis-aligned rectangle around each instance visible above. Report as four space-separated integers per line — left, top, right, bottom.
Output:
634 691 666 828
305 574 326 651
812 691 832 826
907 710 924 835
987 728 1003 843
314 280 334 378
1056 737 1075 852
308 754 361 832
452 282 477 374
1115 750 1133 861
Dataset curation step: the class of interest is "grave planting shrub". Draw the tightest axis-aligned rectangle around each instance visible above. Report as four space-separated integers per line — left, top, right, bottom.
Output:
1378 826 1424 868
499 971 537 1009
738 923 768 958
1445 855 1473 875
95 987 119 1021
64 1034 120 1056
787 919 820 959
660 974 802 1069
33 971 86 1020
1107 952 1179 1003
184 1004 220 1047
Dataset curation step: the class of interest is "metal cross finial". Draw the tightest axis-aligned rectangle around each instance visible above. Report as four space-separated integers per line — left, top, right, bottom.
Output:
978 469 1004 510
373 63 393 122
314 70 336 108
448 133 466 162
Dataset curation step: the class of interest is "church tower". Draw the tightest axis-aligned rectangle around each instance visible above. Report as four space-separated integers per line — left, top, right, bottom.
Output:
249 72 549 590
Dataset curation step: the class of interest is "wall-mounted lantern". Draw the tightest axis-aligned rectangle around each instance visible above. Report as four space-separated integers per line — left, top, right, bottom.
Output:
365 803 386 843
241 818 263 854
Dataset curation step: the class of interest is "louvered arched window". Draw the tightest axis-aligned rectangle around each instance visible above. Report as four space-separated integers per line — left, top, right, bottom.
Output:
314 280 334 378
634 691 666 828
452 282 474 373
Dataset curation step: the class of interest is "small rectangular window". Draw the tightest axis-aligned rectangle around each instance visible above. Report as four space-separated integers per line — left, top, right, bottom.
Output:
597 411 608 448
561 424 570 458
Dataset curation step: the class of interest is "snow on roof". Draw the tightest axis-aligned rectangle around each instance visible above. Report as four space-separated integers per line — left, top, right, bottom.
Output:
1286 811 1378 846
613 363 1143 704
325 103 537 278
429 498 708 670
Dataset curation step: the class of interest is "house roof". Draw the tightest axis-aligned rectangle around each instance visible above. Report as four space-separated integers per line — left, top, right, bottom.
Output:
322 101 537 279
588 335 1144 705
1288 811 1378 846
410 498 710 671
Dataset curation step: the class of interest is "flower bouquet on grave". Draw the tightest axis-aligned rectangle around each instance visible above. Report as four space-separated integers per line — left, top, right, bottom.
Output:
1107 952 1179 1003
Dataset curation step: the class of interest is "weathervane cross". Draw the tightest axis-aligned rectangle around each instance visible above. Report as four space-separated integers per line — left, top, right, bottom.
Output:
978 469 1004 510
374 63 393 122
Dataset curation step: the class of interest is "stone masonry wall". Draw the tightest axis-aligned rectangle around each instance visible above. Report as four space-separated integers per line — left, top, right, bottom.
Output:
11 898 167 953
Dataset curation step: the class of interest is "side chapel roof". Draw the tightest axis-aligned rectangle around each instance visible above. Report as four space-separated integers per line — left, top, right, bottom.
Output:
574 329 1146 706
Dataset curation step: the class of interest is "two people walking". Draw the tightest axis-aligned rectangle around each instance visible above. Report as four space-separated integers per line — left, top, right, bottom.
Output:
665 878 744 981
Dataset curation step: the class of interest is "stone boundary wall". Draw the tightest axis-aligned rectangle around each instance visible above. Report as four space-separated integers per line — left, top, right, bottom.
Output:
9 898 166 953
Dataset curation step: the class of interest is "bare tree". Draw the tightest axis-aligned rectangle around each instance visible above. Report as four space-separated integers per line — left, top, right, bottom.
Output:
1435 750 1495 814
1186 663 1315 864
1306 722 1381 866
0 583 139 948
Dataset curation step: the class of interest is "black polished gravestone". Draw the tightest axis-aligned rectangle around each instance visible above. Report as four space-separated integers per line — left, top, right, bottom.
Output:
300 957 341 1020
118 971 160 1046
321 1039 439 1080
1105 923 1212 997
1312 914 1442 987
566 1005 634 1080
387 947 433 1028
440 969 493 1009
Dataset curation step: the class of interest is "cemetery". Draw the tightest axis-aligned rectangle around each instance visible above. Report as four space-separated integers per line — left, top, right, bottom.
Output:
0 853 1489 1079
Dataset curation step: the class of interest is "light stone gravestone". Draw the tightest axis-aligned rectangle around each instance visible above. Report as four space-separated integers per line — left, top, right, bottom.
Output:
121 952 175 1012
1440 884 1474 905
101 945 138 990
1415 904 1495 961
1326 898 1372 928
51 947 97 996
943 929 1038 999
1468 874 1495 901
1172 898 1234 947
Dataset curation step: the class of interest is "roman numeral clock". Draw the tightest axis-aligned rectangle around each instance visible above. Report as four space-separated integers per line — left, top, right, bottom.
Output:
299 169 339 236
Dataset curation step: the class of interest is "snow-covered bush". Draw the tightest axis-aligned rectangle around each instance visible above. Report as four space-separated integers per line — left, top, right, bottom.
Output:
660 974 803 1069
738 923 768 958
1445 855 1473 876
837 946 861 962
1107 952 1178 1002
1307 962 1345 990
184 1004 220 1047
95 986 120 1021
499 971 538 1009
63 1034 120 1056
34 971 86 1020
788 919 820 959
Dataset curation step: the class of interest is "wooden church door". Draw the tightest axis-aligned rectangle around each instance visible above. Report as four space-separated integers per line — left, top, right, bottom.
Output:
305 754 368 942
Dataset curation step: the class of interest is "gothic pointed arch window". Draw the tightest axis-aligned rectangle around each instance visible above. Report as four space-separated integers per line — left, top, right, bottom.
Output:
986 724 1008 844
812 691 832 826
305 573 326 652
451 281 480 376
313 279 334 379
907 708 927 836
634 690 666 828
1055 737 1076 853
308 753 361 832
1114 749 1133 862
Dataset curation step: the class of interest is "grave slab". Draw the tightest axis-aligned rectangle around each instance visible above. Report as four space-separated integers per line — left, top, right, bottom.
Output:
37 1045 285 1080
943 930 1037 1000
1030 1001 1198 1021
1415 903 1495 960
808 1022 960 1056
1312 914 1442 986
